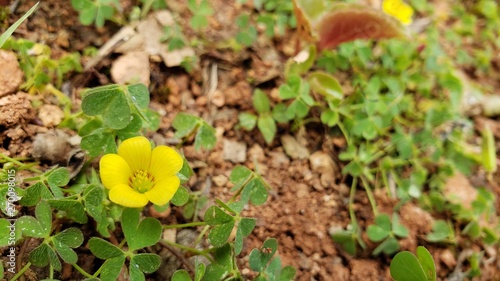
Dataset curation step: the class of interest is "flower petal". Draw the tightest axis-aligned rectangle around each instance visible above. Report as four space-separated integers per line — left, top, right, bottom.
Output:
109 184 149 208
149 146 183 181
118 136 152 172
99 154 131 189
145 176 180 206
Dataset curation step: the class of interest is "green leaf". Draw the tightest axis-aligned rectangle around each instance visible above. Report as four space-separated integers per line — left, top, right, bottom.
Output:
390 251 428 281
367 225 389 242
280 266 296 281
78 118 104 136
372 236 399 256
308 71 343 100
416 246 436 280
172 270 192 281
481 125 497 173
100 256 126 281
320 109 339 127
331 230 357 255
53 240 78 264
53 228 83 248
392 214 409 238
48 199 88 224
272 103 294 123
258 114 277 145
20 182 53 206
204 206 233 225
173 113 200 138
0 2 39 48
239 112 258 130
17 216 46 238
285 45 317 76
230 166 252 184
81 131 117 157
47 168 70 198
195 123 216 151
208 221 235 247
127 83 150 109
171 186 189 206
88 237 124 259
241 177 268 206
29 243 58 269
82 85 131 129
253 89 271 114
235 218 256 255
131 253 161 273
121 208 162 251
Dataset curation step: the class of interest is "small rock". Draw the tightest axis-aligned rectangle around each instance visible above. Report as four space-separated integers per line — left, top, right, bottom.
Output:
111 51 150 86
440 249 456 269
268 151 290 168
0 50 23 97
211 90 225 107
223 139 247 163
247 144 265 162
162 229 176 242
444 173 477 210
281 135 310 160
149 205 172 219
0 92 34 127
296 183 309 198
38 104 64 127
212 175 228 187
309 151 335 174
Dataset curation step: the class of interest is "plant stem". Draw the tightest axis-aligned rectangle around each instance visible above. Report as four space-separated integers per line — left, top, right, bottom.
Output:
0 153 41 173
360 175 378 216
161 239 215 263
72 263 94 278
163 221 207 229
10 262 31 281
348 177 358 227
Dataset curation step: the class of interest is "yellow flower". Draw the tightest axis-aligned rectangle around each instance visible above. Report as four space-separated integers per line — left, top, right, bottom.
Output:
99 136 183 208
382 0 414 25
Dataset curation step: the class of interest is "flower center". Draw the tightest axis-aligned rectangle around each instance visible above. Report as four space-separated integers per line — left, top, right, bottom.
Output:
129 170 155 193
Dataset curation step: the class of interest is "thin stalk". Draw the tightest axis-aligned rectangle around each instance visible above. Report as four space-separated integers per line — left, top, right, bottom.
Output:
360 175 378 216
348 177 358 227
0 153 41 173
161 239 215 263
10 262 31 281
72 263 93 278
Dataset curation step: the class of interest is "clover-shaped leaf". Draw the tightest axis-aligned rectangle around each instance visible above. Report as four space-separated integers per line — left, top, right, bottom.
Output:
52 228 84 264
131 253 161 273
88 237 125 259
249 238 278 272
204 206 235 247
48 199 88 224
122 208 162 251
19 182 53 207
29 243 61 270
82 85 130 130
235 218 256 255
17 200 52 238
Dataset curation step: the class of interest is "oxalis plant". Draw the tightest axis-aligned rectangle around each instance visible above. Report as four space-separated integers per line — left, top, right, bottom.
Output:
240 0 498 277
0 80 295 281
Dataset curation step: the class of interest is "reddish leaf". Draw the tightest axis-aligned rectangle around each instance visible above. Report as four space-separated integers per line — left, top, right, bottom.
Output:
293 1 409 50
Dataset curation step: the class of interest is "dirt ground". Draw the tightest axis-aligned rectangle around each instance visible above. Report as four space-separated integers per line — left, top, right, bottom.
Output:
1 0 500 280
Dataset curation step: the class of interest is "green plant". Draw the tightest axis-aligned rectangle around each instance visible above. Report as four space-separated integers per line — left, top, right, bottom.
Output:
173 113 217 151
390 246 436 281
187 0 214 30
0 2 39 48
71 0 119 27
367 213 408 255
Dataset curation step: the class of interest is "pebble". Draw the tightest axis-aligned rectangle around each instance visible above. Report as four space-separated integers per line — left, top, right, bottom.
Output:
212 175 228 187
0 50 23 97
222 139 247 163
281 135 310 159
247 144 265 162
268 151 290 168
